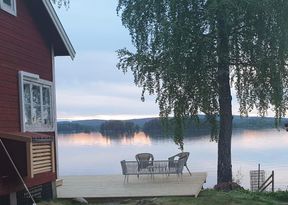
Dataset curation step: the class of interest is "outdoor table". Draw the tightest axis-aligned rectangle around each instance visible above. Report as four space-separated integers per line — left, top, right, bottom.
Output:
121 159 185 183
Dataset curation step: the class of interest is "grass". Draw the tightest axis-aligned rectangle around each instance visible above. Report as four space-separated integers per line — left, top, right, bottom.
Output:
37 190 288 205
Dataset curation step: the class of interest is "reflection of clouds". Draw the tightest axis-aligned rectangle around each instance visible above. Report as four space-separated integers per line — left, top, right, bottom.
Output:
58 132 111 147
57 129 288 189
121 132 151 145
58 132 151 147
233 129 288 150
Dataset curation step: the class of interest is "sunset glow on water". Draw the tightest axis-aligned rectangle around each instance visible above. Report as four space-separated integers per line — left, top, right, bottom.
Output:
58 129 288 190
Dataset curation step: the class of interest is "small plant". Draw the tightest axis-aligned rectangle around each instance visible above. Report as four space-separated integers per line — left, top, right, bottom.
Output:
214 182 244 191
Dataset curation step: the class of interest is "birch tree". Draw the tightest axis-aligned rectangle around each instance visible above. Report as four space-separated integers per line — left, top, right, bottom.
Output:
116 0 288 184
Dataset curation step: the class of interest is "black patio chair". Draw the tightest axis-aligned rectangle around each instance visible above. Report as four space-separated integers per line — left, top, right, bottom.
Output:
135 153 154 177
168 152 191 176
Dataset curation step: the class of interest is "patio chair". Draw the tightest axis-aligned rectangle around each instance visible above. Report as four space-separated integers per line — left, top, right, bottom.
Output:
168 152 191 175
135 153 154 176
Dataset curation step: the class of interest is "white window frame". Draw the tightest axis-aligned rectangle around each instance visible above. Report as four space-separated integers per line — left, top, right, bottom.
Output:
19 71 55 132
0 0 16 16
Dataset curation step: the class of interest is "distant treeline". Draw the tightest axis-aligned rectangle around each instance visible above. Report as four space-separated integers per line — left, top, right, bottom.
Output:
57 116 287 135
99 120 140 136
57 122 97 133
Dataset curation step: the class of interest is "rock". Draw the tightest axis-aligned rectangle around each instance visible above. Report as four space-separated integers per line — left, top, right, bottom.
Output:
72 197 89 204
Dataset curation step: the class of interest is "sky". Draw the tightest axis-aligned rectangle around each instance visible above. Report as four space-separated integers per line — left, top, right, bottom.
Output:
52 1 266 121
54 1 159 120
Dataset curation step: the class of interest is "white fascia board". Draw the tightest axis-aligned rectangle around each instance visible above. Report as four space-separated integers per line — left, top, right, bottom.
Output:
19 71 40 80
42 0 76 60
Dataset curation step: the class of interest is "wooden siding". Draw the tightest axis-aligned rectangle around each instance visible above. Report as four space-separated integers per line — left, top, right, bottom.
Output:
0 0 52 132
0 137 56 196
31 141 55 177
0 0 57 196
0 139 27 178
0 172 56 196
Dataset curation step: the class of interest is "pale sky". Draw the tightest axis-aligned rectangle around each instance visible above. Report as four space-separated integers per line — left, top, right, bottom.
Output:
53 1 262 121
54 1 159 120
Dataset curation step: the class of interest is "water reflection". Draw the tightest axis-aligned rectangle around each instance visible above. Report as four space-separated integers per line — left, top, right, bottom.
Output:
120 132 151 145
58 132 111 146
58 129 288 190
236 129 288 150
58 132 152 146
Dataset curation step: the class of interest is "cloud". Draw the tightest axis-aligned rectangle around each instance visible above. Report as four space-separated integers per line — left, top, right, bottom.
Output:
55 51 133 86
54 50 159 120
54 50 273 120
53 1 276 121
56 81 159 120
54 1 133 51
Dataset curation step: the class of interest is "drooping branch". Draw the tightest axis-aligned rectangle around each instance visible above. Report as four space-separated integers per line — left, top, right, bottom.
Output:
51 0 70 8
117 0 288 184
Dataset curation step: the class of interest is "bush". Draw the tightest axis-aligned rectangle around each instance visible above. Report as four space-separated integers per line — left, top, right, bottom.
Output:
214 182 244 192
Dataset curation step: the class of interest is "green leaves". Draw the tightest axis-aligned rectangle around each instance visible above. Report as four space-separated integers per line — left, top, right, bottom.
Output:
51 0 70 8
230 0 288 122
117 0 219 149
117 0 288 148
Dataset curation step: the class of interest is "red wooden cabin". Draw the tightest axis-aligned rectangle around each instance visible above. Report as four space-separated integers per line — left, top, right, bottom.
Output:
0 0 75 204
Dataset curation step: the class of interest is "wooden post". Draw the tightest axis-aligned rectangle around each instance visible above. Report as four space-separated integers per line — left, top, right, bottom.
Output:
272 171 274 192
51 141 55 173
26 142 33 178
9 192 17 205
258 164 260 190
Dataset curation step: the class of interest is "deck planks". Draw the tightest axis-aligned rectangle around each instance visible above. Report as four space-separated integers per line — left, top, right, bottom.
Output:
57 172 207 198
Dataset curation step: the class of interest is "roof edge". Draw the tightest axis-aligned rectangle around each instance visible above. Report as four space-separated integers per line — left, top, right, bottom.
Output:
42 0 76 59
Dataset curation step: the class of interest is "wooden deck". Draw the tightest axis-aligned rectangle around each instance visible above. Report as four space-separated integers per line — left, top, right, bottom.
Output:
57 172 207 198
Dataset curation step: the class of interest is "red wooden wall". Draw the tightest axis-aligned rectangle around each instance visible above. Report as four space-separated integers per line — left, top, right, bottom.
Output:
0 0 56 196
0 0 53 132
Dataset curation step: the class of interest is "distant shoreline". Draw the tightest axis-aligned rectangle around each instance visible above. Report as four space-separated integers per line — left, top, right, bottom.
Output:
57 115 286 135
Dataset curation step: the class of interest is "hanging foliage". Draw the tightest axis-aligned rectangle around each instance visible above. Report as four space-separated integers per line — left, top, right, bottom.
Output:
117 0 288 184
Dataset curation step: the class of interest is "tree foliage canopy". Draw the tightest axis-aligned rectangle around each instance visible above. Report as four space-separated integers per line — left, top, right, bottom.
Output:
117 0 288 148
51 0 70 8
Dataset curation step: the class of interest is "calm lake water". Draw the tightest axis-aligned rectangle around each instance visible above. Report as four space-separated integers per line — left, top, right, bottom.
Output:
58 129 288 190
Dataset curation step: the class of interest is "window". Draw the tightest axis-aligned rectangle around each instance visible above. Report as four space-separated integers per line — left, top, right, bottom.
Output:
19 71 55 132
0 0 16 16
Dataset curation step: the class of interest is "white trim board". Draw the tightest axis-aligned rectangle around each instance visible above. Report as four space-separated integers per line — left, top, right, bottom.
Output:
18 71 55 132
42 0 76 60
0 0 17 16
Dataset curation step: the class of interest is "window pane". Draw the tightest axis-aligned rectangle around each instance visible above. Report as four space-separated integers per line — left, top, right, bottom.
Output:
32 106 41 124
24 104 31 125
32 85 41 106
24 84 31 104
21 73 54 131
42 87 51 106
43 106 51 125
3 0 11 6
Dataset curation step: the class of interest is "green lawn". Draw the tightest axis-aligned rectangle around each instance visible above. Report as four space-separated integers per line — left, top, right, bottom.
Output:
38 190 288 205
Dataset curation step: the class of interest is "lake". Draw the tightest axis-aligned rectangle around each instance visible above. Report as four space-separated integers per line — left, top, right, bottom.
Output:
57 129 288 190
